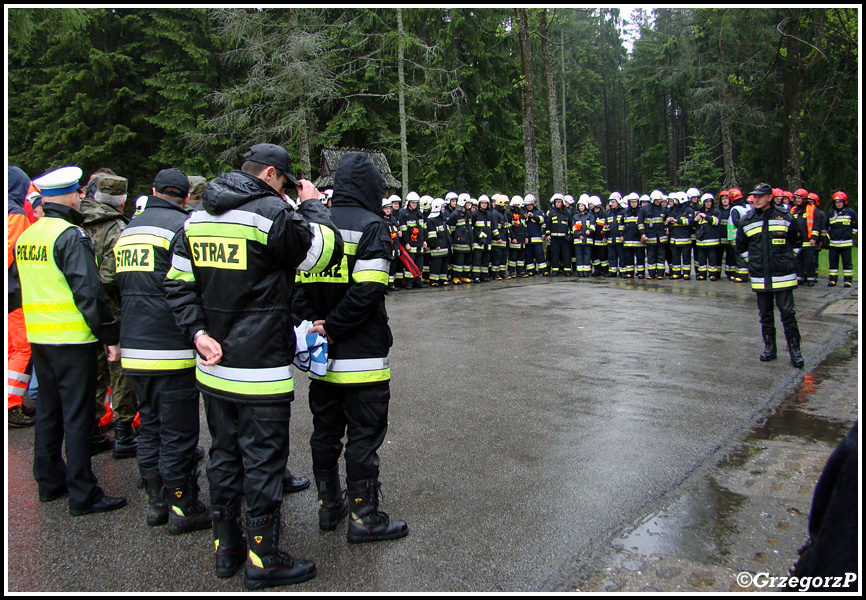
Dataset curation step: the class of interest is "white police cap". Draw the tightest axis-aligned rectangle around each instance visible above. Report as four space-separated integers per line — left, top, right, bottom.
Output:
33 166 83 197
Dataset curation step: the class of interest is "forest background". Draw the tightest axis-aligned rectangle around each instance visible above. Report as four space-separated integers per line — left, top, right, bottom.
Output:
7 7 860 211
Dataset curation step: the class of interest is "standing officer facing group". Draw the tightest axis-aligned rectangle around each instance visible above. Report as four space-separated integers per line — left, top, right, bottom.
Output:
736 183 804 368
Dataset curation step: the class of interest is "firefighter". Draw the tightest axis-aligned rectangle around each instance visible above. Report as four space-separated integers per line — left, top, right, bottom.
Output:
114 168 210 533
507 196 527 278
490 194 510 280
471 195 493 282
605 193 625 277
790 188 826 287
165 143 342 589
571 195 594 277
546 193 571 276
15 165 127 515
694 192 722 280
622 193 644 278
425 197 452 286
447 193 473 283
588 196 608 276
639 190 666 279
382 196 402 291
826 191 857 287
523 194 548 276
728 188 750 282
292 152 408 545
399 191 427 289
736 183 804 368
717 190 736 279
666 192 695 279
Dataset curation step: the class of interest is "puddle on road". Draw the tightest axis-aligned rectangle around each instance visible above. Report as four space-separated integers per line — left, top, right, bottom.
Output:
612 334 857 563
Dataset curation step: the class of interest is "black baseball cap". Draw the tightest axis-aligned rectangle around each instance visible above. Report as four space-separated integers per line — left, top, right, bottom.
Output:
243 143 300 186
750 183 773 196
154 168 190 197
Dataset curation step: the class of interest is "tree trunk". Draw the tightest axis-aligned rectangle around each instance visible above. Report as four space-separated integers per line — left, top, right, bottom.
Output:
397 7 409 199
720 107 736 189
781 9 804 190
517 8 539 200
541 10 565 193
561 25 567 191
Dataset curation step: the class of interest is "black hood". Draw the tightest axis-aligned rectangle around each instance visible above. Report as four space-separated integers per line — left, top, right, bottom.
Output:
202 170 282 215
331 152 386 215
8 166 30 208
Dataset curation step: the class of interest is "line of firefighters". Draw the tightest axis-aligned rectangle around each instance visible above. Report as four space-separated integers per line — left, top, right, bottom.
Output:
379 187 857 289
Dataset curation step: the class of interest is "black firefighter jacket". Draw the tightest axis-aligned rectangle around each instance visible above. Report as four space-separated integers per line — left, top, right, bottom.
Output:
164 170 343 403
293 152 393 387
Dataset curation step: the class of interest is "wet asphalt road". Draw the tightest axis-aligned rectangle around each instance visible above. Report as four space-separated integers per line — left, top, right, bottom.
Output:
6 274 858 592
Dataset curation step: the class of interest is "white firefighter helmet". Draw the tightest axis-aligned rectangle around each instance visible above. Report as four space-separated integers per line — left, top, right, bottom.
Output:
524 193 537 206
457 192 470 207
678 192 690 204
701 192 714 203
419 194 433 211
445 191 458 202
578 193 590 204
589 195 602 207
478 194 490 206
687 187 701 199
510 195 523 207
564 194 574 205
430 197 445 214
639 194 651 203
388 194 402 206
406 191 420 205
650 190 664 202
608 191 622 202
551 193 565 204
381 197 391 208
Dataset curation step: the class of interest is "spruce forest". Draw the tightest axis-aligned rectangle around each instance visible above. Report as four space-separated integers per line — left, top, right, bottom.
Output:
7 8 859 209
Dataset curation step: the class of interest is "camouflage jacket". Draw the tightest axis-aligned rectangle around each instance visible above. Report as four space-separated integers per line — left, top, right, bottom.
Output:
79 198 129 314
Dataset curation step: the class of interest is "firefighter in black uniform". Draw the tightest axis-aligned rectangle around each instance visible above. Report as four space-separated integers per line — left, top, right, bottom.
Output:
736 183 804 368
15 166 127 516
165 143 342 589
826 191 857 287
292 152 409 545
546 194 572 276
115 168 211 533
382 196 402 291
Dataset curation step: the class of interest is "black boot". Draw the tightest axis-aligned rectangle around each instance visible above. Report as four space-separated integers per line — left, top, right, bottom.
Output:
314 467 347 531
346 479 408 544
282 468 311 495
113 420 137 459
759 327 777 362
139 469 168 526
244 513 316 590
164 470 212 535
213 504 246 578
787 332 805 369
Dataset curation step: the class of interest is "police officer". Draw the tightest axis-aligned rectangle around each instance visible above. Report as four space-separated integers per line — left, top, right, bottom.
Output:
736 183 804 368
292 152 409 544
115 168 211 533
15 166 127 515
165 143 342 589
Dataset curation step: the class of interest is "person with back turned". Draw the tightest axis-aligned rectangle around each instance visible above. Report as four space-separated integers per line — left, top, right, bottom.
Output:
165 143 342 589
293 152 409 545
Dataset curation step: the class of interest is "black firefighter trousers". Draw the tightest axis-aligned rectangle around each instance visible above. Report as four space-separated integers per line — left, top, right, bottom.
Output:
203 394 290 519
309 380 390 483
